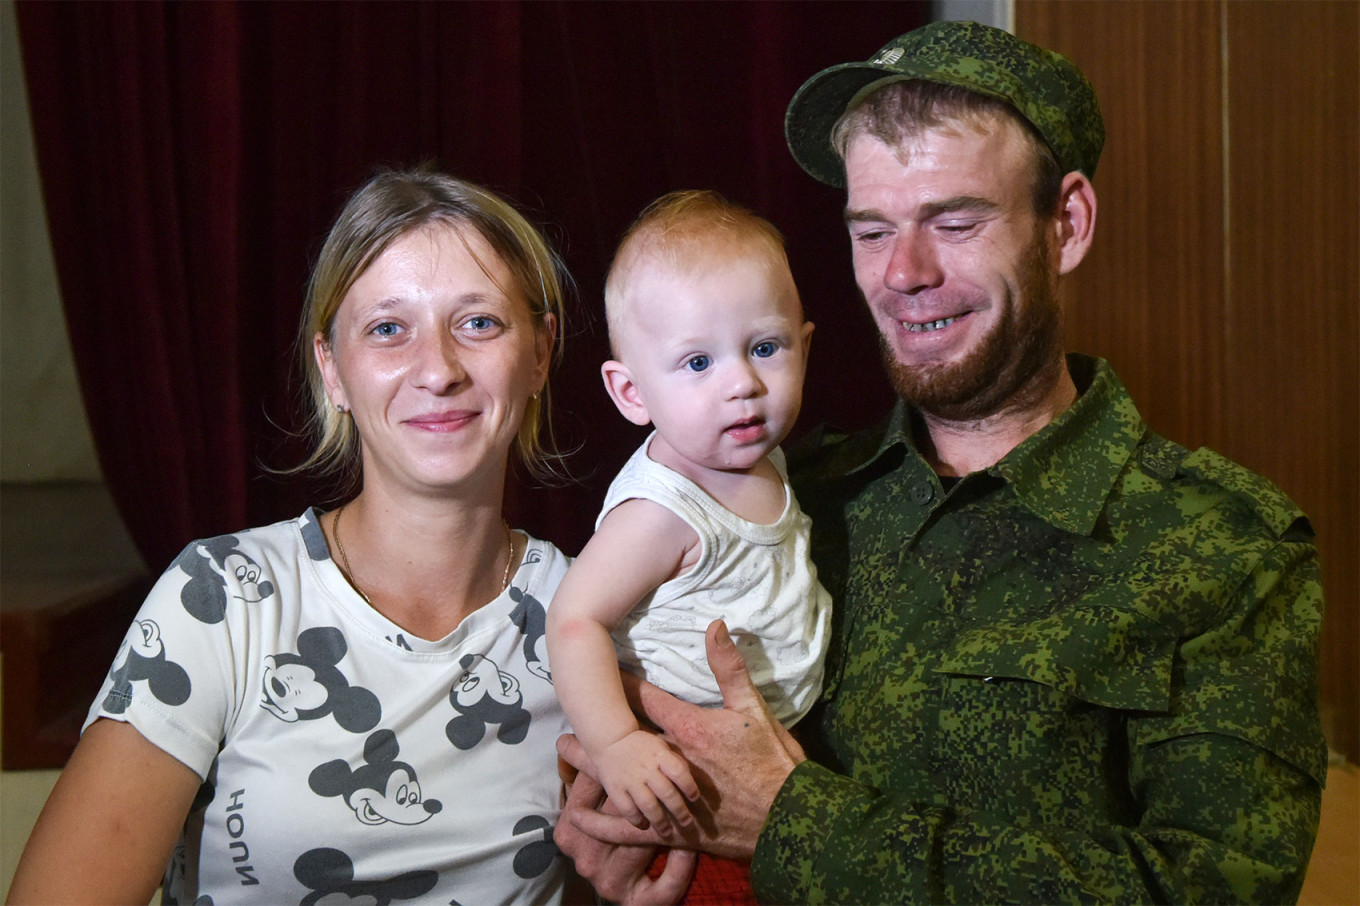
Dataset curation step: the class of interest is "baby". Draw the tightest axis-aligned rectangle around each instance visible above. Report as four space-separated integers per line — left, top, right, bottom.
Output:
547 189 832 899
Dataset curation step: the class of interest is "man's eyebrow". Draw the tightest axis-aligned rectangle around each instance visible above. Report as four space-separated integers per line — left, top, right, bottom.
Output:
844 207 889 225
844 196 1002 224
921 196 1001 218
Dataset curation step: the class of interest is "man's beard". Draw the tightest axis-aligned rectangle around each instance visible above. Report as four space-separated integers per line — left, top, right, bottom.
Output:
879 232 1063 422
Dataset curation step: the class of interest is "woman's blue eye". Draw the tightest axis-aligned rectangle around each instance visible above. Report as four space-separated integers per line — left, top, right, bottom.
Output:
753 342 777 358
373 322 401 337
685 355 711 373
465 316 496 331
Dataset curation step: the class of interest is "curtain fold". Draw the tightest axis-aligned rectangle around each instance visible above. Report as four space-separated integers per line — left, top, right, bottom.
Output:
17 0 923 568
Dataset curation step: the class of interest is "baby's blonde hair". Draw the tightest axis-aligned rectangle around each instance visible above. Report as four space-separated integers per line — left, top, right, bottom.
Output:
604 190 794 357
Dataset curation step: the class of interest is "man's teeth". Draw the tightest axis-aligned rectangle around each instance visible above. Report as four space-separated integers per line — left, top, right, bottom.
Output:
905 316 958 333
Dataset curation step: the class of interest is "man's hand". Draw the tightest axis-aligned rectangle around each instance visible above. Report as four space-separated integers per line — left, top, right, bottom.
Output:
635 618 806 857
556 751 696 905
556 619 806 873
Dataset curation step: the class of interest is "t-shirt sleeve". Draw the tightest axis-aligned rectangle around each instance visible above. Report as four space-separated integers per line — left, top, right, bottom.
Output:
83 539 246 778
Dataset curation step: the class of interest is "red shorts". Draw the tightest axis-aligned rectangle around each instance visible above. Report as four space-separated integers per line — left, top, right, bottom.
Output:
646 850 758 905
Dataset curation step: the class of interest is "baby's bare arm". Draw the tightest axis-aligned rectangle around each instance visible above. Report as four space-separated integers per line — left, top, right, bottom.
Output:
546 499 701 828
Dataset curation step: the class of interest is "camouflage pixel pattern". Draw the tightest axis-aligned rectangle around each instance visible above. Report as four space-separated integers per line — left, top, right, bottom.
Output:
785 20 1105 187
752 356 1326 905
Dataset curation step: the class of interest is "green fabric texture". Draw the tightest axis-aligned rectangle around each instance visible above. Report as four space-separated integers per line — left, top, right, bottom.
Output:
785 20 1105 187
752 355 1326 904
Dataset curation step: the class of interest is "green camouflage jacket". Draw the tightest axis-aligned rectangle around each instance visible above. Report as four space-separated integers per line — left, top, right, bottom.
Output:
752 355 1327 905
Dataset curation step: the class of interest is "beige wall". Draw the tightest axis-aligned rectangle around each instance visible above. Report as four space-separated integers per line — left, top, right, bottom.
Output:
0 661 61 898
2 4 122 892
0 0 101 483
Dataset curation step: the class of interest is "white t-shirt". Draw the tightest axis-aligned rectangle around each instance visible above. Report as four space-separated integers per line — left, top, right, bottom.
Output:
84 508 570 905
603 436 831 726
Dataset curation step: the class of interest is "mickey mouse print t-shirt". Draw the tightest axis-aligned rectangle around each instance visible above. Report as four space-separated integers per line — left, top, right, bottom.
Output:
83 508 570 905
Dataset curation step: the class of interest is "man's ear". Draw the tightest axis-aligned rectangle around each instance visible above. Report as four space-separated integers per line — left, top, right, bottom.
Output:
1054 172 1097 276
601 360 651 427
314 332 347 411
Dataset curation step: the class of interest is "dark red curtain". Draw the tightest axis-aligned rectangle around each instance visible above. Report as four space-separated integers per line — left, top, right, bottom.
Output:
17 0 923 568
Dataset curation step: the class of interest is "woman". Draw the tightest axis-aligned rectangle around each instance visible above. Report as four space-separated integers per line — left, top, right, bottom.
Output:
8 168 574 904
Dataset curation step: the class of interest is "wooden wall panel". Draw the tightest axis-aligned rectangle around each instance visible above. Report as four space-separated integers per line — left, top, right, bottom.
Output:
1016 0 1359 762
1017 0 1225 448
1222 0 1358 762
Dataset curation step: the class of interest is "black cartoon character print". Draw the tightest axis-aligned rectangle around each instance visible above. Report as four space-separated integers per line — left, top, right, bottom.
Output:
161 894 213 906
102 619 191 714
309 729 443 826
160 887 213 906
294 847 437 906
508 586 551 683
445 653 530 749
171 535 275 624
261 626 380 733
511 814 560 879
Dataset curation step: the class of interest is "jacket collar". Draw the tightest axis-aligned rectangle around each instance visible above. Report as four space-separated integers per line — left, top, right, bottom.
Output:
850 355 1145 536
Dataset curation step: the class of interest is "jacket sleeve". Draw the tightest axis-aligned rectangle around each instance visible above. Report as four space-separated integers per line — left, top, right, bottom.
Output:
751 538 1327 905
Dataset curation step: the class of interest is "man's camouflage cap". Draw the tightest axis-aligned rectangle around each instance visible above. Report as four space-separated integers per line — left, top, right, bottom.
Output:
785 20 1104 186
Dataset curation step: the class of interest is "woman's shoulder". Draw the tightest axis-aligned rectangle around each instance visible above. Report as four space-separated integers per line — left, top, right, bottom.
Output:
149 510 322 614
164 509 321 567
516 533 570 583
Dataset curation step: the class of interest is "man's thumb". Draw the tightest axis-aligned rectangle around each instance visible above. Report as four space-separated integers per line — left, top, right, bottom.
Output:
705 619 763 711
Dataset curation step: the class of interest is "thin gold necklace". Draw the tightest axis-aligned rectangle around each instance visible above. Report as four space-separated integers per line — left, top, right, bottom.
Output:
331 505 516 606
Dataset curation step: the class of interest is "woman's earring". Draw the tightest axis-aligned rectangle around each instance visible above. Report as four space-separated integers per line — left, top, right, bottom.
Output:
335 403 348 413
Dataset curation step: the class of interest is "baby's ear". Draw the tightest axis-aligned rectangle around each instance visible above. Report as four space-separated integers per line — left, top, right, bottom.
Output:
601 360 652 427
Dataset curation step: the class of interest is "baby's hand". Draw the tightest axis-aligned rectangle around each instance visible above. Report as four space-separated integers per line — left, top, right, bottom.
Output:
594 729 701 830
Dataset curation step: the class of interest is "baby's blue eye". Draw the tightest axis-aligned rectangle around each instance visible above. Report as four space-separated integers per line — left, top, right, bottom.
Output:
685 355 711 373
753 342 777 358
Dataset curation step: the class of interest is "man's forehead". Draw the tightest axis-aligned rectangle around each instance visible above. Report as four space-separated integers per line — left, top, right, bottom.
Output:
843 122 1034 207
851 109 1031 163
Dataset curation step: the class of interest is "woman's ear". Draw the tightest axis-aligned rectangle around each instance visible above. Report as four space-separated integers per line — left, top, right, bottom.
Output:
314 332 347 411
533 312 556 394
1055 172 1097 276
601 360 651 427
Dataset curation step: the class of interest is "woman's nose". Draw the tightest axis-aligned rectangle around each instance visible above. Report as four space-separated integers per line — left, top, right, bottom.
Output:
414 331 465 390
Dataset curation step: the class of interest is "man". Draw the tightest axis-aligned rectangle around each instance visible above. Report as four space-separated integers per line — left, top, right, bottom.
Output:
556 21 1327 904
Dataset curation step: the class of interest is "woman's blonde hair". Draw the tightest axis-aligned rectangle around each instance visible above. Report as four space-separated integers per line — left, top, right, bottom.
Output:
294 167 569 489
